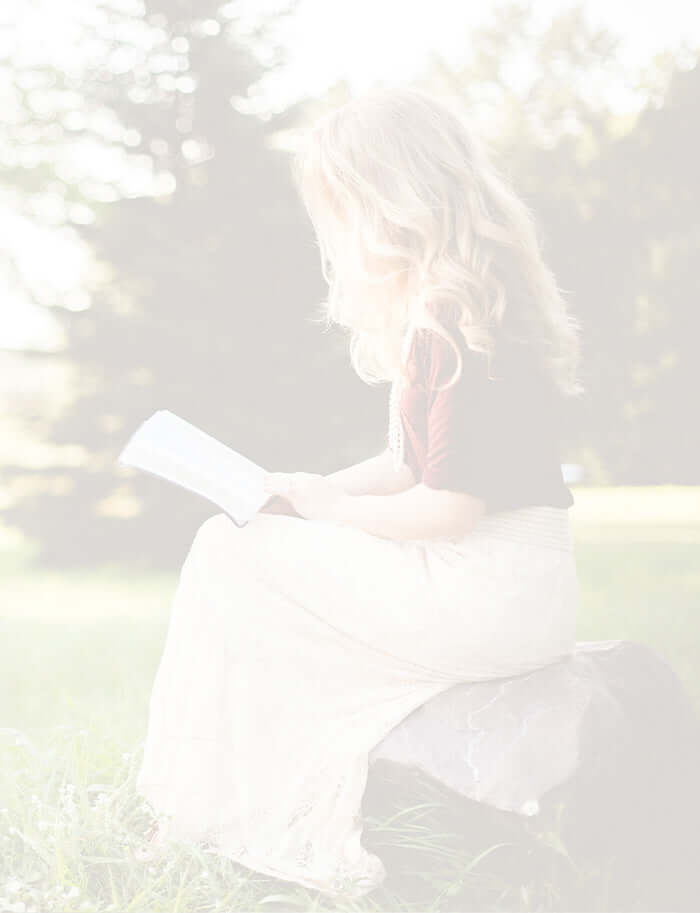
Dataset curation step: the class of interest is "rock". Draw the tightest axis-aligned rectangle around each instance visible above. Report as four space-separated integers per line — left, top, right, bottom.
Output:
367 639 700 910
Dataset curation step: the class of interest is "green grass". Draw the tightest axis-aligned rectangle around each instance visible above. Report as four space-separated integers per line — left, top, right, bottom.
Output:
1 485 699 911
569 485 700 710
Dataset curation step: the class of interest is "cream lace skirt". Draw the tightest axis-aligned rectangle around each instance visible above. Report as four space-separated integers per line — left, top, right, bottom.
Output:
135 504 577 898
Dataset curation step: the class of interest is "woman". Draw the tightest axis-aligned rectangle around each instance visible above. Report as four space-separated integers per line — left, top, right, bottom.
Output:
134 86 584 899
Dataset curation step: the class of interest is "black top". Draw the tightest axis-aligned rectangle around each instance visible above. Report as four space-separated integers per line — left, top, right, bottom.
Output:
392 327 574 514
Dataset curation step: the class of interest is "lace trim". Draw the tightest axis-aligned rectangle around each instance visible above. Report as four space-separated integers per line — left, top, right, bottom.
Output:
218 839 385 898
198 755 384 897
201 831 384 898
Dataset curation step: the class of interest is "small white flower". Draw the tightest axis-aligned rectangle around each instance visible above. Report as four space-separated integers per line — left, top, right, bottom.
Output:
520 798 540 816
5 878 22 893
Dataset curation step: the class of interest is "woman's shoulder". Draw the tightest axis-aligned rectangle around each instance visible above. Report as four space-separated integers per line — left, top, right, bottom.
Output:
409 326 489 391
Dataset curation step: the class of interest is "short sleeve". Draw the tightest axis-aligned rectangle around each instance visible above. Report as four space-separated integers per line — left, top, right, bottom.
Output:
420 329 500 499
409 328 574 511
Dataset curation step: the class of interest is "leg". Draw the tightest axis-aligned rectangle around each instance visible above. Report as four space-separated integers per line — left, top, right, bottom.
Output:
135 510 454 897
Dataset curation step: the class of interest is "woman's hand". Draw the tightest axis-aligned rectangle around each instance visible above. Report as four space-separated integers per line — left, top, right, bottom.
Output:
258 494 303 518
263 472 348 523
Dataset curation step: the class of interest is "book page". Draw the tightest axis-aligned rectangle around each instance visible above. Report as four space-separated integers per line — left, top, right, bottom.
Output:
117 410 271 526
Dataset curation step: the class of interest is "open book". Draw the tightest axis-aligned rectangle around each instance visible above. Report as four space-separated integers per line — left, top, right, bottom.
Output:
116 410 275 527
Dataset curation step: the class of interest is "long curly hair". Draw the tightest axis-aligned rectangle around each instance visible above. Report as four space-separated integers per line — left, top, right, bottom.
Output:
292 86 584 398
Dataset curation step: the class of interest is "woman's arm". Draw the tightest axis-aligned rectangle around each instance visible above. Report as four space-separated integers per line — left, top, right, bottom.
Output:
259 448 414 517
327 483 486 541
324 446 416 496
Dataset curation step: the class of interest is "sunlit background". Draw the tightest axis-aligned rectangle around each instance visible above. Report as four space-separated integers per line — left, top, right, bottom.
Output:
2 0 700 908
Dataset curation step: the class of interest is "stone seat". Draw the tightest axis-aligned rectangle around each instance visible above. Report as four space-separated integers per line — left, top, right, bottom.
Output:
366 639 700 909
369 639 700 817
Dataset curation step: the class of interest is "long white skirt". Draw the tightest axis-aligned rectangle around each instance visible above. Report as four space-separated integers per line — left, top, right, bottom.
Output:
135 504 577 898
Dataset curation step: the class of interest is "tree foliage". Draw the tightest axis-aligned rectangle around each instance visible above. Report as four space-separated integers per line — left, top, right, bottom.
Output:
3 1 699 567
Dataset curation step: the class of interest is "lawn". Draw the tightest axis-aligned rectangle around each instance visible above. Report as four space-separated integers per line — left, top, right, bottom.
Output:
1 485 699 911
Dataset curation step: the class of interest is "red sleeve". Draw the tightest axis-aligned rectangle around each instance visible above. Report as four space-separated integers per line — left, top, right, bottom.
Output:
420 329 497 498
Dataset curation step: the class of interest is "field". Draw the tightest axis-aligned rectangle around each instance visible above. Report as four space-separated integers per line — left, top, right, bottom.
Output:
1 485 699 911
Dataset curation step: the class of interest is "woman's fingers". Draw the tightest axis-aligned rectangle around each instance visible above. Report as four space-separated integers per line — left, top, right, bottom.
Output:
270 501 304 518
264 472 320 496
263 472 291 496
259 495 302 517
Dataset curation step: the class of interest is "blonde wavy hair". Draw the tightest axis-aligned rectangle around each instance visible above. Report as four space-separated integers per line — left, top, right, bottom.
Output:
292 86 584 398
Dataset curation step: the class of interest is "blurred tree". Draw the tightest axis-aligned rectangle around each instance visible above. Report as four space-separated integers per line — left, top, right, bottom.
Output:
1 1 382 569
584 61 700 482
424 2 700 483
3 0 699 568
